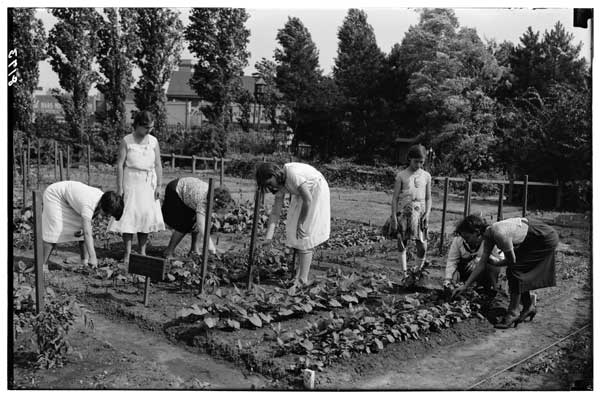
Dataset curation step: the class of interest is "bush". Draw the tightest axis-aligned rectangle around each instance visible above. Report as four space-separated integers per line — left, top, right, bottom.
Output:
227 129 277 155
31 294 78 369
562 180 592 212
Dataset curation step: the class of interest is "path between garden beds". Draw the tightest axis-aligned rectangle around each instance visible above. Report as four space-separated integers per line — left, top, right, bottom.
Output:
327 278 590 390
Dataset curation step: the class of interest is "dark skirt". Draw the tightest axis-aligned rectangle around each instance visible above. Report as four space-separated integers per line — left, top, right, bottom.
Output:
162 179 196 233
507 219 559 293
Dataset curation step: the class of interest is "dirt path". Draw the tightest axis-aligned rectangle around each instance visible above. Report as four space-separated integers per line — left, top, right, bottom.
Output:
330 279 590 390
12 306 267 389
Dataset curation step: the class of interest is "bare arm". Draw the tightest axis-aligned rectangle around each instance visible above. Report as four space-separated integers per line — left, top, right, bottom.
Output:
82 217 97 265
462 237 494 289
193 212 216 253
297 184 312 227
445 237 462 283
265 191 285 240
424 174 432 215
391 176 402 227
154 140 162 199
115 139 127 195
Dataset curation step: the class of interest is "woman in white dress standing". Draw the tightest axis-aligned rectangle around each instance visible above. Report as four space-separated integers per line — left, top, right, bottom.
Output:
42 181 123 268
109 110 165 263
256 162 330 285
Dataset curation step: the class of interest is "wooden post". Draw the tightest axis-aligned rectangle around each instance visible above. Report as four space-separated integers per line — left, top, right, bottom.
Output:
439 177 449 253
522 174 529 217
87 144 91 185
33 191 45 314
291 249 297 279
171 153 175 170
213 157 218 171
199 178 215 293
246 188 262 289
508 174 514 204
66 145 70 180
220 158 224 187
143 277 151 306
54 141 58 180
555 180 562 210
37 139 41 189
59 150 64 181
463 175 472 218
192 155 196 174
22 151 28 207
497 184 505 222
27 138 31 179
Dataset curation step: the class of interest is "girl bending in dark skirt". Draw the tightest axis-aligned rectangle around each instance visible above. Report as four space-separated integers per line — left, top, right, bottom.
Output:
452 215 558 329
162 177 230 258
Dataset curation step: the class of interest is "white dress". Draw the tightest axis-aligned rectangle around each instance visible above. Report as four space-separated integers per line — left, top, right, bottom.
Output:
283 163 330 250
42 181 103 243
108 134 165 234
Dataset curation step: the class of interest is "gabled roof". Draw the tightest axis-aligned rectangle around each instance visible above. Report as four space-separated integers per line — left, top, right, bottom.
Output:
166 59 260 99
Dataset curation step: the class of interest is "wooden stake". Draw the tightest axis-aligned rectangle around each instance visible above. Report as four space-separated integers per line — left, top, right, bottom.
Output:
246 188 261 289
508 174 514 204
66 145 70 180
555 180 562 210
87 144 91 185
33 191 45 314
220 157 224 187
199 178 215 293
59 150 64 181
463 175 471 218
497 184 505 221
439 177 449 253
37 139 41 189
143 276 151 306
22 151 28 207
522 174 529 217
192 155 196 174
54 140 58 180
171 153 175 170
27 138 31 179
213 157 218 172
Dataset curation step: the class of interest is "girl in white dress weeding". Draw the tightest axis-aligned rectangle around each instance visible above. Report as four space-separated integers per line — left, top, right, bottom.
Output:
256 162 331 285
108 110 165 263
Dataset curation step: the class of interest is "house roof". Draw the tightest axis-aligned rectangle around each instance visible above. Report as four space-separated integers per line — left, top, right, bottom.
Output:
166 59 259 99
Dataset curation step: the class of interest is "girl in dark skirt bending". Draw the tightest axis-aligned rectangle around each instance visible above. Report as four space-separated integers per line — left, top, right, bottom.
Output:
162 177 230 258
452 215 559 328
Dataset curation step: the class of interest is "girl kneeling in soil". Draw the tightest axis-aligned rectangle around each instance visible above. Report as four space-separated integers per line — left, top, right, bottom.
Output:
109 110 165 263
452 215 558 329
162 177 231 258
256 162 331 285
42 181 124 268
444 215 504 292
389 144 432 276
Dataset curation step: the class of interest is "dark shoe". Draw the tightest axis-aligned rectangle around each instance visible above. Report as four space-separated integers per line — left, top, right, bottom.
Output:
494 312 521 329
518 306 537 322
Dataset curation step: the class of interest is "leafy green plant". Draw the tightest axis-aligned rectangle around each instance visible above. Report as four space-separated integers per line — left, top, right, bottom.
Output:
31 294 78 369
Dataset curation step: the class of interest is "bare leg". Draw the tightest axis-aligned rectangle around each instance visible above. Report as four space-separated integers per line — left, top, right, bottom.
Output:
189 231 201 255
507 290 521 316
78 241 89 264
295 249 313 284
122 233 133 264
164 231 186 258
42 242 56 266
137 232 149 255
414 240 427 270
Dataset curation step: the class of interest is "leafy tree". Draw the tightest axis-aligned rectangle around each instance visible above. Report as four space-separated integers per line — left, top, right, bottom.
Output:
333 9 386 155
9 8 47 134
132 8 183 138
185 8 250 126
47 8 102 146
254 57 283 131
97 7 138 142
274 16 322 136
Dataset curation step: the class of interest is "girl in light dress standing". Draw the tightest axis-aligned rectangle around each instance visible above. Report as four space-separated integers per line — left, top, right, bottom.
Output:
109 110 165 263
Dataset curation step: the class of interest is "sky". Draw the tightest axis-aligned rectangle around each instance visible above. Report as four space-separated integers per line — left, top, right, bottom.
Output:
33 6 593 93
